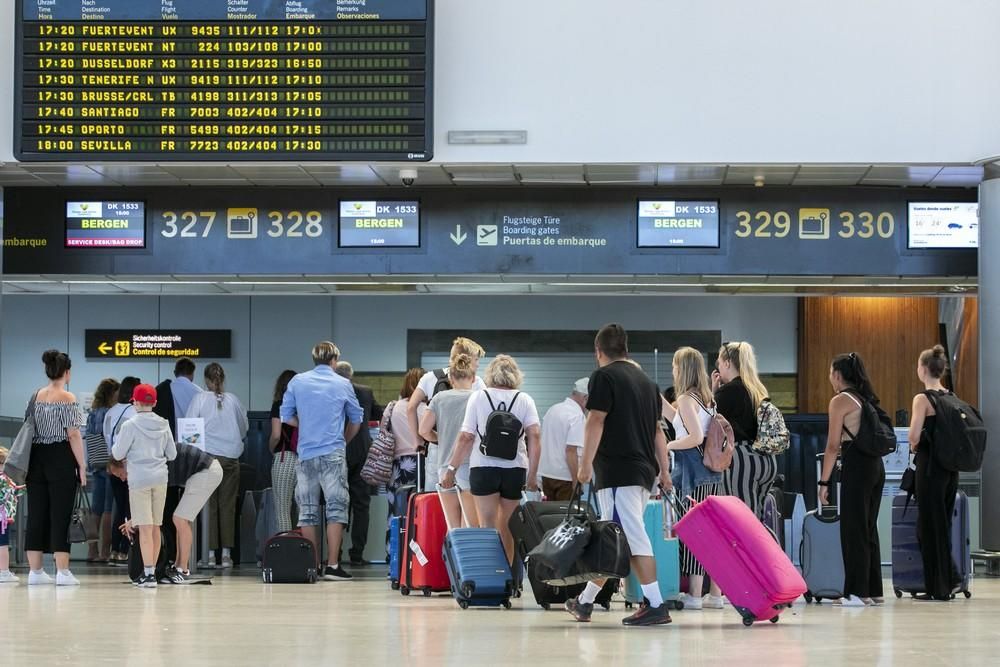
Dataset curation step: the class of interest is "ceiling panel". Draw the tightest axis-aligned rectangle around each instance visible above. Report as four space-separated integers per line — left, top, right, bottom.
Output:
443 164 518 184
861 165 943 186
302 165 385 185
792 165 870 185
515 164 586 185
724 165 799 186
584 164 656 185
158 165 243 179
928 166 985 188
656 164 727 185
370 164 453 186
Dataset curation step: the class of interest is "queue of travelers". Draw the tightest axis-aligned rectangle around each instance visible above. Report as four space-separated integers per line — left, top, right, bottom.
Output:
0 328 974 622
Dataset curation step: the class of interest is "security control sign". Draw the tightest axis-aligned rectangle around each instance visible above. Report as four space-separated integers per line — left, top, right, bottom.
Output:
637 200 720 248
66 201 145 248
85 330 231 359
339 200 420 247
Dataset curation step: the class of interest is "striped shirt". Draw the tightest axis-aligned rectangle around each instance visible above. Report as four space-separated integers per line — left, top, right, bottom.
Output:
31 401 84 445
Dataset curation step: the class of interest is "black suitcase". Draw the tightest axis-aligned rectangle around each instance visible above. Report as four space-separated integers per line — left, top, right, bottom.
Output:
262 531 318 584
510 500 617 610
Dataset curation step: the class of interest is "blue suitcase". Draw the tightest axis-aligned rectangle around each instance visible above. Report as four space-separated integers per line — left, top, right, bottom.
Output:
891 490 972 599
388 515 404 590
623 498 682 609
438 486 514 609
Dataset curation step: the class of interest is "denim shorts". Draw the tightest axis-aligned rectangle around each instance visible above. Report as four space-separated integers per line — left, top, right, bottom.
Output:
89 469 114 514
295 449 349 526
0 526 9 548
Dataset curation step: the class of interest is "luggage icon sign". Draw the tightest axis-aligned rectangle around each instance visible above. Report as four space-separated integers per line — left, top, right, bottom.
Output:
227 208 258 239
798 208 830 240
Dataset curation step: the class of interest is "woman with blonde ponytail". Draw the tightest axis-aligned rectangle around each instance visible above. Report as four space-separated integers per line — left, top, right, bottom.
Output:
714 341 778 518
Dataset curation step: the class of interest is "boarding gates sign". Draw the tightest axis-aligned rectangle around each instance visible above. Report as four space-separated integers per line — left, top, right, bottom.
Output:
84 329 231 359
3 187 977 277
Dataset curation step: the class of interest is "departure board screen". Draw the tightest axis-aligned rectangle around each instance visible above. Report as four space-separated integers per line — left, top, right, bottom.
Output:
66 200 145 248
636 200 720 248
339 200 419 247
15 0 433 161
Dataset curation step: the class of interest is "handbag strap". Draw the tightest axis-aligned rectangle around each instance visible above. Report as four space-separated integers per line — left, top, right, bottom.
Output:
75 484 91 513
25 390 39 423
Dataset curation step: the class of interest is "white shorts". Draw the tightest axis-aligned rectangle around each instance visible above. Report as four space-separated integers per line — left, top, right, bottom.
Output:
596 486 653 558
174 460 224 522
424 445 471 490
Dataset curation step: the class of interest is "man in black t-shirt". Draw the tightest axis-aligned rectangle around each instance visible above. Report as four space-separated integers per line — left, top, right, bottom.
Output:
566 323 672 627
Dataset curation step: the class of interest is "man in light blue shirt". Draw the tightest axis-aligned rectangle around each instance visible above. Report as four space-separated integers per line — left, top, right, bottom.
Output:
170 358 201 422
281 341 364 581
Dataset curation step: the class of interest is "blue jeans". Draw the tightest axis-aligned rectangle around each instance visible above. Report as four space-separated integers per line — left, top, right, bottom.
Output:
90 469 113 514
295 449 349 527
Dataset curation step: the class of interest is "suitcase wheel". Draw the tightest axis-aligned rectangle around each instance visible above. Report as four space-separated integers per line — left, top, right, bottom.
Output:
964 591 972 599
769 616 779 624
502 599 512 610
422 588 432 597
541 603 551 611
742 616 754 627
624 601 633 610
671 600 685 611
600 601 611 611
894 588 903 599
458 600 470 610
401 586 410 596
803 593 813 604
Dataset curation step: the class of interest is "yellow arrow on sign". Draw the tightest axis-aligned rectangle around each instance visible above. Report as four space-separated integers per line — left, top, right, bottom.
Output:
98 342 112 355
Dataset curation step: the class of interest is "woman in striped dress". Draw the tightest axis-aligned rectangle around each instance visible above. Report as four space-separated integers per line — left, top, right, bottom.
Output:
269 370 299 533
714 342 778 518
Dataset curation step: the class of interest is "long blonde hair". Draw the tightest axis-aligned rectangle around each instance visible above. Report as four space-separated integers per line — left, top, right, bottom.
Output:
719 341 768 410
673 347 712 406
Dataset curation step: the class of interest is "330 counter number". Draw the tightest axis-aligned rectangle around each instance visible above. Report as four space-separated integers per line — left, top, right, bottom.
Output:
267 211 323 238
838 212 894 239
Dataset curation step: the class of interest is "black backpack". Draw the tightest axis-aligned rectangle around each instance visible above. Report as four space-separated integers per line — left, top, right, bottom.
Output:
842 391 897 458
925 391 987 472
431 368 452 398
478 391 523 461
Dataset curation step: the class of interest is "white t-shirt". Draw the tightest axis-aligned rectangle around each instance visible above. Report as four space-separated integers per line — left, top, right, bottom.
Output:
539 398 585 482
416 368 486 401
461 388 540 470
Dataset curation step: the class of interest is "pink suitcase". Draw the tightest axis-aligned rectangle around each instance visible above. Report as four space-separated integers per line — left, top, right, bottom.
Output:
674 495 806 626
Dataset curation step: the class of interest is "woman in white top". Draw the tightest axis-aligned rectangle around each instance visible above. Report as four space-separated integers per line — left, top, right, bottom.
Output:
419 354 480 529
662 347 724 610
405 336 486 457
441 355 541 565
185 363 248 569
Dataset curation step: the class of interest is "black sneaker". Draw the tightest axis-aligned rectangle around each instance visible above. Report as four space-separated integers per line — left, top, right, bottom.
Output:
168 569 194 585
135 574 158 589
622 600 671 626
565 597 594 622
350 557 370 567
323 565 353 581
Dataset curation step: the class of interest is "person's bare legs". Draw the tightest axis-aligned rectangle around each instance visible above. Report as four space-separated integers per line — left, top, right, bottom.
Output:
54 551 70 571
473 494 500 538
461 490 480 527
327 523 345 565
497 498 520 565
439 492 464 530
0 546 10 572
27 551 43 571
173 515 193 571
87 512 100 560
139 525 158 568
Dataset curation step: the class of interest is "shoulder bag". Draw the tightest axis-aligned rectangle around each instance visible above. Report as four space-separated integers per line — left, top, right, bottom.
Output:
2 391 40 486
361 400 398 486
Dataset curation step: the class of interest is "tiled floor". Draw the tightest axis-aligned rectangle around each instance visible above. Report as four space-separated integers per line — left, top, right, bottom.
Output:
1 566 995 666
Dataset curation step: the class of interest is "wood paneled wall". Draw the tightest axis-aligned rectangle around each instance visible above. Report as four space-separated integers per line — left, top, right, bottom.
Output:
798 297 940 418
953 297 979 408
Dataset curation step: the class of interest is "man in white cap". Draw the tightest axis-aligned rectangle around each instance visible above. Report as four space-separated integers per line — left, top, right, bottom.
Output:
538 378 590 500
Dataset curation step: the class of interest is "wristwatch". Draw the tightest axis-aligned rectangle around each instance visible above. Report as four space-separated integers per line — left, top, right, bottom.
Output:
446 464 457 473
817 479 831 487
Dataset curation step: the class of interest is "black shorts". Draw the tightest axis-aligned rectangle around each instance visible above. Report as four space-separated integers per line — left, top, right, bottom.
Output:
470 467 526 501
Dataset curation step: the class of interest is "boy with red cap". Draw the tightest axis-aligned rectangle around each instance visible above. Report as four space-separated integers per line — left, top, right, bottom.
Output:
110 384 176 589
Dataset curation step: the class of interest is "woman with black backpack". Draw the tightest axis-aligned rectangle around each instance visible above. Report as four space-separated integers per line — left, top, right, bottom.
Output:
818 352 886 608
907 345 962 601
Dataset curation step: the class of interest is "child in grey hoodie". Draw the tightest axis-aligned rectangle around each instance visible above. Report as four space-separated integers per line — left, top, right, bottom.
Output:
111 383 176 589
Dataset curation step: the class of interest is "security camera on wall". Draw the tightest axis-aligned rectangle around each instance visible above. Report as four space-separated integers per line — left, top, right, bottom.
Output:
399 169 418 187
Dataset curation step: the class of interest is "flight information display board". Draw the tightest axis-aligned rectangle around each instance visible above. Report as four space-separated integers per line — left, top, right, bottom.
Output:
636 200 720 248
339 200 420 247
15 0 433 161
66 200 145 248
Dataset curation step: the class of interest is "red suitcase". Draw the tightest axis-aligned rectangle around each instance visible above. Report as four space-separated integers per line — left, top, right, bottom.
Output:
674 495 806 626
401 492 450 596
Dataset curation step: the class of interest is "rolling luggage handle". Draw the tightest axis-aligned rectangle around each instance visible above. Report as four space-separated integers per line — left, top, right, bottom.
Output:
436 483 472 532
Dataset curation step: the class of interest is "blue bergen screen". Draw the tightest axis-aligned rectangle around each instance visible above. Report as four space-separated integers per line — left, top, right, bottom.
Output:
637 200 720 248
65 200 145 248
339 200 420 247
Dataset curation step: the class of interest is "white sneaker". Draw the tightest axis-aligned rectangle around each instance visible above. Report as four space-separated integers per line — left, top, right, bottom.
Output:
839 595 867 607
679 593 703 610
27 570 54 586
221 555 234 569
0 570 20 584
205 556 217 569
56 571 80 587
703 595 725 609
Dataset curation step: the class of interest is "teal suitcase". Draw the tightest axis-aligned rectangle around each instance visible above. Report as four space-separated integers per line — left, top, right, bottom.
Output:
623 498 683 609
